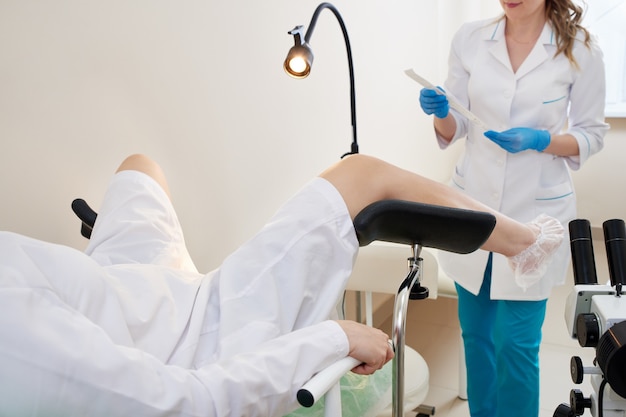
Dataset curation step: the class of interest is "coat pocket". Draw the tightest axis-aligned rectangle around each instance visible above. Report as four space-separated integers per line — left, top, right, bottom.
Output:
534 181 576 221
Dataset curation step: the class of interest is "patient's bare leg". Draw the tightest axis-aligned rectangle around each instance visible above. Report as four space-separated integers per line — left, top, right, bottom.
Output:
319 154 562 260
116 153 171 199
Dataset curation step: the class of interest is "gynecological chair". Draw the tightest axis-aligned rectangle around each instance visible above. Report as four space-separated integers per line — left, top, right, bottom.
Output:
71 198 496 417
295 200 496 417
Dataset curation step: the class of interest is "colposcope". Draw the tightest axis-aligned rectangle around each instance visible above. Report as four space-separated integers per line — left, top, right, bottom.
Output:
554 219 626 417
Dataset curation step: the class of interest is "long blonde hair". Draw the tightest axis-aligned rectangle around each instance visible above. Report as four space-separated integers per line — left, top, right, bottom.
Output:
546 0 590 68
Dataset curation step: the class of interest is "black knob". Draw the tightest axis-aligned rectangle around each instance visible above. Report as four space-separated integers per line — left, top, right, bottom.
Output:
409 284 429 300
570 389 592 416
553 403 576 417
576 313 600 348
570 356 584 384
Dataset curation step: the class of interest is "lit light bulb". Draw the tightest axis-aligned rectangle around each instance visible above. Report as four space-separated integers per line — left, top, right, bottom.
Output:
288 56 308 75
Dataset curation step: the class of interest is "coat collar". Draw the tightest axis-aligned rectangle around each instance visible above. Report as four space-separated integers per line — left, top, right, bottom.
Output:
484 18 555 79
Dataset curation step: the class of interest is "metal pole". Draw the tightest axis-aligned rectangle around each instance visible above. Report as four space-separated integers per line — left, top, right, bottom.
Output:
391 243 422 416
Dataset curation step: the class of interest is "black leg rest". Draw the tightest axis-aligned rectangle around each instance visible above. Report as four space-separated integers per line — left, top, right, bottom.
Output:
353 199 496 253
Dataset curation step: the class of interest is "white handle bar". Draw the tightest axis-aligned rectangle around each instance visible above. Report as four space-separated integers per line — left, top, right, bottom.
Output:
297 356 361 408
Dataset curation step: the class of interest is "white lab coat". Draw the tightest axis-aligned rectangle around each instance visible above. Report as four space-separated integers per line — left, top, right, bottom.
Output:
436 18 609 300
0 173 358 417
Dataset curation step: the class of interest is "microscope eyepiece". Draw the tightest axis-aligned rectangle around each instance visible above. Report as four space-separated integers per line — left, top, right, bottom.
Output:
603 219 626 293
569 219 598 285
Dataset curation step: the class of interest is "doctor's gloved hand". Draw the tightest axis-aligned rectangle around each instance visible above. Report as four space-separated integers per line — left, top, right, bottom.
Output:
484 127 551 153
419 88 449 119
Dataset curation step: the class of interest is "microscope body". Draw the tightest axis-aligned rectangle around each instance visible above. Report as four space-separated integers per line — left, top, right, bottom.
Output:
555 219 626 417
564 285 618 340
562 284 626 417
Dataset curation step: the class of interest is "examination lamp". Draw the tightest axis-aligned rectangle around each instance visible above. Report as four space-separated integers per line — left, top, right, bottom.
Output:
284 3 359 158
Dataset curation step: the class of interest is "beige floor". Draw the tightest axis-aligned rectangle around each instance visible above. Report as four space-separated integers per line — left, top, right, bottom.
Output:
373 232 609 417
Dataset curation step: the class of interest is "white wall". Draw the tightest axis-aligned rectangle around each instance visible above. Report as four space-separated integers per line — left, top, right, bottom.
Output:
1 1 623 273
0 0 451 272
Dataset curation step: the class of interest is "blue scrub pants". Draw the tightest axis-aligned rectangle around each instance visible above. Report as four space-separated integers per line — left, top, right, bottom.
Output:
455 253 547 417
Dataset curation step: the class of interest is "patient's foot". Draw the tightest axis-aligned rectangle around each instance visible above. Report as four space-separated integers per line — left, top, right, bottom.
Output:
508 214 564 290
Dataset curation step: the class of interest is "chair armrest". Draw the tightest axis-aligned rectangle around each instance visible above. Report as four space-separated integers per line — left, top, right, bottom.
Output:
297 356 361 408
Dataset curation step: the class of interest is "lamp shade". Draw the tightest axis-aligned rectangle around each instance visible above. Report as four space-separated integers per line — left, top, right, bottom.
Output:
284 44 314 78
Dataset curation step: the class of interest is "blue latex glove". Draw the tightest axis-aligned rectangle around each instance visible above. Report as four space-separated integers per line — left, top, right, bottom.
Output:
484 127 551 153
419 88 449 119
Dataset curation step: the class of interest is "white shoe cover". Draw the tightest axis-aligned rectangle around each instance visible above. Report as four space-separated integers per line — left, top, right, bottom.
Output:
508 214 564 291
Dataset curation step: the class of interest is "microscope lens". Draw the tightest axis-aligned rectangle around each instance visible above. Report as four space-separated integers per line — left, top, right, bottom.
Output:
596 321 626 398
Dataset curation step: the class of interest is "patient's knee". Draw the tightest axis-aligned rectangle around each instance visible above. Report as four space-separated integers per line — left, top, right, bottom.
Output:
116 154 171 198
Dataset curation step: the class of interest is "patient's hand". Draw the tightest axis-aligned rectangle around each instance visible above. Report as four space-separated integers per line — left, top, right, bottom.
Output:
335 320 394 375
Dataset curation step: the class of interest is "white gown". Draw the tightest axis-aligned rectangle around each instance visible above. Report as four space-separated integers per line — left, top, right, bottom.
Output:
0 170 359 417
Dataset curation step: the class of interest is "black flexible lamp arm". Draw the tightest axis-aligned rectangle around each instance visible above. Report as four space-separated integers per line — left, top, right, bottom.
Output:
285 2 358 158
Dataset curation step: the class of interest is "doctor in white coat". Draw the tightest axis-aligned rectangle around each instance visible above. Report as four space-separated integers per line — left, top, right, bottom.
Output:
418 0 609 416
